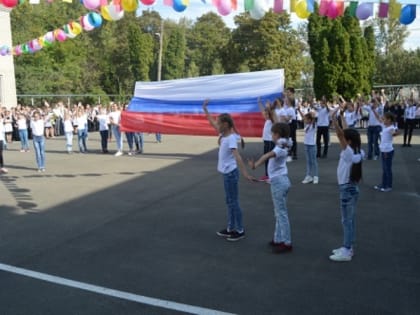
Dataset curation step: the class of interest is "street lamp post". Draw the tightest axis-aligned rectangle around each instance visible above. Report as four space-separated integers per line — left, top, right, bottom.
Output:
155 20 163 82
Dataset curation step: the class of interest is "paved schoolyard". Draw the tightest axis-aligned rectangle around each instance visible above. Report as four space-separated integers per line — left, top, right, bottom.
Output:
0 130 419 315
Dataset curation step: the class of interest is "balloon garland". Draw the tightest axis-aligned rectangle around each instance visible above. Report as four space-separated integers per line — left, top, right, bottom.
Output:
1 0 419 57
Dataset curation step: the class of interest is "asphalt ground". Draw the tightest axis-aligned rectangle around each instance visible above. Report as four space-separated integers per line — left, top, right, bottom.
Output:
0 129 419 315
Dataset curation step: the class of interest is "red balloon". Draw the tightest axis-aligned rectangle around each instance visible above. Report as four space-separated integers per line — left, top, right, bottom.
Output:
1 0 19 8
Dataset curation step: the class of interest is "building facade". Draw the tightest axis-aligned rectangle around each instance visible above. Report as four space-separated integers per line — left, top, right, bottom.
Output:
0 6 17 109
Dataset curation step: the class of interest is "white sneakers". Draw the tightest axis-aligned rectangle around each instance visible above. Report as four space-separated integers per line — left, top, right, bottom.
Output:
302 176 313 184
330 247 353 262
302 176 319 184
114 151 123 157
0 167 8 174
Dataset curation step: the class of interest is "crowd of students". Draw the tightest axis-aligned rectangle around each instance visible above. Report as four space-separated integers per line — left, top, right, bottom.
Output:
204 87 419 263
1 90 419 262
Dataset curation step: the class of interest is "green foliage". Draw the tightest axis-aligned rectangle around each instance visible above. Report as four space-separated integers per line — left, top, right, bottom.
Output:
307 7 374 100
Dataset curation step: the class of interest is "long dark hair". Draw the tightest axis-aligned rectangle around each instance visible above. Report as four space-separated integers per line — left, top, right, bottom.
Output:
344 128 362 183
218 113 245 149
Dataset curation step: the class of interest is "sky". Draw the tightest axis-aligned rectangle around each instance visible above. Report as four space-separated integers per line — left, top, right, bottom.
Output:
141 0 420 50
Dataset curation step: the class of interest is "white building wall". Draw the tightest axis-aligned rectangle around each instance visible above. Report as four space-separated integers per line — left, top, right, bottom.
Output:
0 6 17 109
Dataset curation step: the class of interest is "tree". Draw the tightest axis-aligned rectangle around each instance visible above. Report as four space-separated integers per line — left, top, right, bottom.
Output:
162 26 186 80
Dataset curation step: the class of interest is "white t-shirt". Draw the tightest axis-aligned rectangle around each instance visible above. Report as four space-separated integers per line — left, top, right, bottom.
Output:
380 124 397 153
363 105 382 126
275 107 288 123
64 119 74 133
303 123 317 145
17 118 27 130
97 114 109 131
267 144 289 179
109 111 121 125
344 111 359 126
285 106 297 121
75 114 88 130
217 134 238 174
315 106 330 127
0 120 5 141
30 119 45 137
337 146 364 185
405 105 417 119
262 120 273 141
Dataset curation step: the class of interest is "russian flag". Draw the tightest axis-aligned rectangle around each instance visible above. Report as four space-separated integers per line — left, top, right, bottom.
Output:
121 69 284 137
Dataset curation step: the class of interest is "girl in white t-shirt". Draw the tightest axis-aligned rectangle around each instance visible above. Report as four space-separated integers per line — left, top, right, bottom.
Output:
248 122 293 254
298 110 319 184
258 98 276 182
373 112 399 192
329 108 364 262
0 117 8 174
63 112 74 154
202 100 254 242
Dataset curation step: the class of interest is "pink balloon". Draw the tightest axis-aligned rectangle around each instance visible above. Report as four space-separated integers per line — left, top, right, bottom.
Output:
217 0 232 16
327 1 339 19
82 15 95 31
83 0 101 10
319 0 330 16
140 0 155 5
44 31 55 43
1 0 18 8
54 29 67 42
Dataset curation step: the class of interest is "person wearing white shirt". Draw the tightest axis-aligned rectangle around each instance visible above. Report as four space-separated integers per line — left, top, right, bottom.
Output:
63 112 74 154
314 98 330 158
97 108 110 153
30 111 46 172
402 100 418 147
248 122 293 254
0 117 8 174
258 98 275 181
372 112 399 192
108 103 123 156
75 107 88 153
362 97 383 160
17 112 29 152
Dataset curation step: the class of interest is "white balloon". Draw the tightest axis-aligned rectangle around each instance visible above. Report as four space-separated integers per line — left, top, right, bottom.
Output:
109 4 125 21
249 0 269 20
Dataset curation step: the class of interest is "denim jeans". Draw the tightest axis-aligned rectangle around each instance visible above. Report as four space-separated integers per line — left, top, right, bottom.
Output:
125 132 134 150
77 128 87 152
381 150 394 189
367 125 381 159
112 125 123 151
19 129 29 150
134 132 144 151
316 126 329 157
263 140 275 176
270 175 292 244
223 168 243 233
65 132 73 152
339 183 359 249
100 130 108 152
33 135 45 169
155 132 162 143
304 145 318 177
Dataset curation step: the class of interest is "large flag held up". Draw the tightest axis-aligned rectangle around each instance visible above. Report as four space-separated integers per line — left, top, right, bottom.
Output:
121 69 284 137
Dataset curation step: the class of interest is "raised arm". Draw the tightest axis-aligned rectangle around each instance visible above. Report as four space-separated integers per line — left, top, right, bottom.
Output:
202 99 218 131
331 107 347 150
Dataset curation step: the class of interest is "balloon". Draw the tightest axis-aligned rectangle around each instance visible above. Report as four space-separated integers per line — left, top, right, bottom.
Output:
101 5 112 21
83 0 100 10
249 0 268 20
54 29 67 42
81 15 95 31
63 24 77 38
121 0 138 12
318 0 329 17
327 0 339 19
70 22 82 35
44 31 55 43
400 4 416 25
108 4 125 20
140 0 155 4
295 0 310 19
217 0 232 16
173 0 187 12
88 12 103 28
356 3 373 20
14 45 22 56
0 46 8 56
1 0 18 8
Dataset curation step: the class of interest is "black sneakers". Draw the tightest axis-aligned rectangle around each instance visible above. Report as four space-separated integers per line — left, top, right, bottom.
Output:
216 229 245 241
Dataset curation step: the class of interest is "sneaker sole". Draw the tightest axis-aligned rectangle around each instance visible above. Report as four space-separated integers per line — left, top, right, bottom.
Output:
216 232 231 238
226 236 245 242
329 256 352 262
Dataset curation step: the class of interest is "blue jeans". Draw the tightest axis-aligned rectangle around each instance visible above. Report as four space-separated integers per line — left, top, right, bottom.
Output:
270 175 292 244
33 135 45 169
155 132 162 143
134 132 144 151
100 130 108 152
339 183 359 249
381 150 394 189
77 128 87 152
112 125 123 151
223 168 243 233
367 125 381 159
65 132 73 152
125 132 134 150
304 145 318 177
19 129 29 150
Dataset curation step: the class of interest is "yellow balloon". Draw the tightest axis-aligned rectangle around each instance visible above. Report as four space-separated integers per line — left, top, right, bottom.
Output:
101 5 112 21
71 22 82 35
295 0 310 19
121 0 138 12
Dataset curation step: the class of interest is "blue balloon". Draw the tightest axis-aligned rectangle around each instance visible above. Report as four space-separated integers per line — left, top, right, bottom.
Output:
173 0 187 12
88 12 103 28
400 5 416 25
